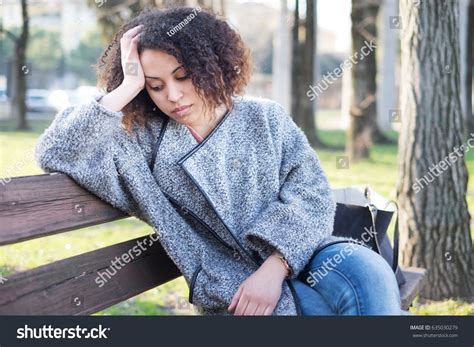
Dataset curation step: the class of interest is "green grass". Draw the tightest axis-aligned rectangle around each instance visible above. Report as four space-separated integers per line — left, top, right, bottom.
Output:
410 298 474 316
0 118 472 316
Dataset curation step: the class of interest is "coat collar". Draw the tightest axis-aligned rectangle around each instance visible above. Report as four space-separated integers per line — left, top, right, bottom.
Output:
156 99 237 163
177 105 234 164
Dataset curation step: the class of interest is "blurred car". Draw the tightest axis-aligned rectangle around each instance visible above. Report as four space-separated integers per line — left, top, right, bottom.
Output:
66 86 102 106
26 89 56 113
49 89 70 112
0 88 7 102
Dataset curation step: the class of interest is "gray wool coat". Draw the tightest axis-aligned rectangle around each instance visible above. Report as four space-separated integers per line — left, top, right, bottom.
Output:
35 95 345 315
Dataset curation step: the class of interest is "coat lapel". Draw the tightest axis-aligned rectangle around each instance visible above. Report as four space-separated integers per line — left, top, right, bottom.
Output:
155 105 235 205
177 109 236 218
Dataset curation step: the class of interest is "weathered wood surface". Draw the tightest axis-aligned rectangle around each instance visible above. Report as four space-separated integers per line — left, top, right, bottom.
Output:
0 173 127 245
0 236 181 315
400 267 427 310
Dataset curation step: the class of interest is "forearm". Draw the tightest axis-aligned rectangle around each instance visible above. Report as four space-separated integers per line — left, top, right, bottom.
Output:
99 82 142 112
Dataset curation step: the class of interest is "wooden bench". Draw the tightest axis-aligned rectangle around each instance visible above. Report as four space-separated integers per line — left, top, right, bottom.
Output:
0 173 426 314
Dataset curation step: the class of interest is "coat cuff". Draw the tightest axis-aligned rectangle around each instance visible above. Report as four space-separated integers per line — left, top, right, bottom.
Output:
243 228 316 280
91 94 124 119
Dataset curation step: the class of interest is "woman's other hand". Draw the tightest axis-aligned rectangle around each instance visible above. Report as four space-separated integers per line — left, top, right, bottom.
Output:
227 253 288 316
98 25 145 112
120 25 146 93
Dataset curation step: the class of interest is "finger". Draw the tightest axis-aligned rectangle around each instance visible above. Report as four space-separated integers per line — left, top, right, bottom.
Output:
130 34 141 49
228 286 243 312
127 34 141 56
234 297 249 316
243 301 258 316
121 31 142 55
122 25 144 39
254 305 267 316
121 31 141 53
263 306 274 316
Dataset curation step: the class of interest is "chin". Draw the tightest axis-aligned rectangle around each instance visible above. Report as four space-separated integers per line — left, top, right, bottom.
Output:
169 114 189 124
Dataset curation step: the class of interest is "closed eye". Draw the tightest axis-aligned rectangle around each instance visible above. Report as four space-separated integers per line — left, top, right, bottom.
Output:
149 74 190 92
176 74 190 81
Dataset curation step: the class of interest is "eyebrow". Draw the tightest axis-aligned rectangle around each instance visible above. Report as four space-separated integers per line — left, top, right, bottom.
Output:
145 65 184 80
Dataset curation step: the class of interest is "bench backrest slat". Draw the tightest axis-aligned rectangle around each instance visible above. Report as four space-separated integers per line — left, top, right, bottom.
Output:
0 235 181 315
0 173 126 246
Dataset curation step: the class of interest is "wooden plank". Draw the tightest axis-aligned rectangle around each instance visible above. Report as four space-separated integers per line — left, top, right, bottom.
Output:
0 173 127 245
400 267 427 310
0 235 181 315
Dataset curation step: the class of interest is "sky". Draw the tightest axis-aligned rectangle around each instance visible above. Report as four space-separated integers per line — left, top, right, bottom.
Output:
317 0 351 51
236 0 352 52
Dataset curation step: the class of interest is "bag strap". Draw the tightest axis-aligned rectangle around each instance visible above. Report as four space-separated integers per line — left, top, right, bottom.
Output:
387 200 400 273
367 204 382 254
365 186 382 254
393 213 400 272
365 184 401 273
367 203 400 273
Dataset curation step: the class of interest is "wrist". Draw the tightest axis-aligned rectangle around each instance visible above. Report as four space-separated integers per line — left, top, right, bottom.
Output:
99 83 142 112
121 78 144 96
262 253 290 281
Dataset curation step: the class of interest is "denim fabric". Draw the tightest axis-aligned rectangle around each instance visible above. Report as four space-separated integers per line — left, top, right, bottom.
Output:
292 242 402 315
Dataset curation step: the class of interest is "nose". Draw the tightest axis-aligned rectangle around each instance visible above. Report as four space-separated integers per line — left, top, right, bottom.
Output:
167 82 183 103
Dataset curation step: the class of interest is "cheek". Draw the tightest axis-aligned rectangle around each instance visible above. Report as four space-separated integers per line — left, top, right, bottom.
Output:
183 80 200 97
146 89 165 106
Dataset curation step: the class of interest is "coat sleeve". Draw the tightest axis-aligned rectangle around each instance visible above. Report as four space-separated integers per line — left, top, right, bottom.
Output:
34 97 142 219
242 102 336 279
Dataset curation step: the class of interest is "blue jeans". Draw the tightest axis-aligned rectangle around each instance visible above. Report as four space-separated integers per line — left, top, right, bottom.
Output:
292 242 402 315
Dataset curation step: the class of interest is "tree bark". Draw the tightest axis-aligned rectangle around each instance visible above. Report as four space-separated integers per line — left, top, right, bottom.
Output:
347 0 379 159
460 0 472 139
290 0 322 147
290 0 300 126
12 0 29 130
467 0 474 134
398 0 474 299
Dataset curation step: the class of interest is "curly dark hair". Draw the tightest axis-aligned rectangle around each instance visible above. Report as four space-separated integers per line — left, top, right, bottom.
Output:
96 7 252 133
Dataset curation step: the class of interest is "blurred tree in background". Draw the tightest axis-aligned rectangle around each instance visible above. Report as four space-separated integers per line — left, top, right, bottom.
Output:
347 0 392 161
291 0 321 147
0 0 29 130
68 28 105 84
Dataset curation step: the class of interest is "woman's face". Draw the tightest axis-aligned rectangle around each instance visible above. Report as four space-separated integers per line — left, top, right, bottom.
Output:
140 49 205 126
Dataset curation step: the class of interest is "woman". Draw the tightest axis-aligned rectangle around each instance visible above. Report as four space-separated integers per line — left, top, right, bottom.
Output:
35 7 401 316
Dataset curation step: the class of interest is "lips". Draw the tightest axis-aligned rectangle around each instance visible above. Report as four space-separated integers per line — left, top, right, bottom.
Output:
172 105 191 113
172 104 192 117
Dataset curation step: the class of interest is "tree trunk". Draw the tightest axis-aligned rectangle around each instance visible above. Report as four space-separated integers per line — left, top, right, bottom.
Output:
290 0 322 147
13 0 29 130
398 0 474 299
468 0 474 134
347 0 379 159
460 0 472 139
290 0 300 127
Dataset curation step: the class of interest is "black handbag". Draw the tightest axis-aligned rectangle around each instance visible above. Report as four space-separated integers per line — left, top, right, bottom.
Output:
331 187 406 286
